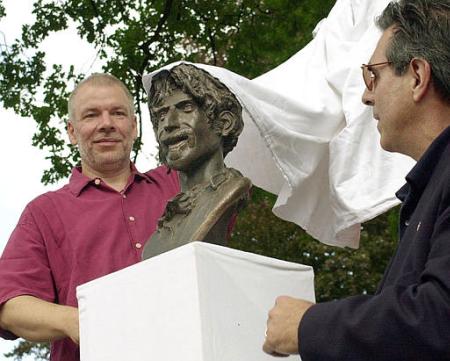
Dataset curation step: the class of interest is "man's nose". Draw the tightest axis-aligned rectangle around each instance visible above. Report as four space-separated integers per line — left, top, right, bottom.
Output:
99 111 115 129
362 88 374 106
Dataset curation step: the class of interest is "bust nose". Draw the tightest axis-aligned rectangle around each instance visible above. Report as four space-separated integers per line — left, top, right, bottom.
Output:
163 107 179 131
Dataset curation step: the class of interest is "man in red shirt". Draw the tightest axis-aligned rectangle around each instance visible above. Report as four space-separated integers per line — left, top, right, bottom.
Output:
0 73 179 360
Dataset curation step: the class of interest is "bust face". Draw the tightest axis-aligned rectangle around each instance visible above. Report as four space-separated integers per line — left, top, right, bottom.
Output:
152 88 223 172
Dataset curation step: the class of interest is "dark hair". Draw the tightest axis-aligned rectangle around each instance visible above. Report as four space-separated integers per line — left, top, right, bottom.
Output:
376 0 450 102
148 64 243 158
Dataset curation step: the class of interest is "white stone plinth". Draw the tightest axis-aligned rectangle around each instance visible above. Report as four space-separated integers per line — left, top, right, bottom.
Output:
77 242 315 361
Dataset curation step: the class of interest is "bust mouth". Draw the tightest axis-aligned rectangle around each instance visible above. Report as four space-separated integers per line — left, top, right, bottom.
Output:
168 139 188 153
162 131 189 146
162 131 193 157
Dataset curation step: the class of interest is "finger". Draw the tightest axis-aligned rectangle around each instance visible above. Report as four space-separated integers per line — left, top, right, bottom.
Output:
262 339 274 355
263 342 289 357
270 352 289 358
271 352 289 357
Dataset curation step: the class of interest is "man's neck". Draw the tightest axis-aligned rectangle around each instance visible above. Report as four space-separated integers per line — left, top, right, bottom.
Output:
81 161 132 192
407 101 450 161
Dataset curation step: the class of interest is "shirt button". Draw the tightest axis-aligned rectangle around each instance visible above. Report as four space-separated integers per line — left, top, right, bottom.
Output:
135 243 142 249
122 194 127 199
94 178 101 186
129 216 135 222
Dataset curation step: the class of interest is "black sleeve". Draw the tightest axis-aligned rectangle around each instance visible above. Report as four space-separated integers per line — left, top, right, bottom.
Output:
299 208 450 361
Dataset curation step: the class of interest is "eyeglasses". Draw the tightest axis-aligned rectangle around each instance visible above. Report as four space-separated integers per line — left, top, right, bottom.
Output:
361 61 392 91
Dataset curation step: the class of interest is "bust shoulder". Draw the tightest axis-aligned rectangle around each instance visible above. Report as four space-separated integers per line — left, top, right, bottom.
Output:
142 167 251 260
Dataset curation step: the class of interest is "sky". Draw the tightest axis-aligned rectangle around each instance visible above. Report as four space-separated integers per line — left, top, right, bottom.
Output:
0 1 157 358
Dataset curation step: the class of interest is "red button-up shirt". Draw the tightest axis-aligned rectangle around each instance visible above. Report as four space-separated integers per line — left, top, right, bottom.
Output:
0 165 179 361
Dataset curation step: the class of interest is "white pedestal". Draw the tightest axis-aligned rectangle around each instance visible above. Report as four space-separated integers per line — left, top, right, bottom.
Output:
77 242 315 361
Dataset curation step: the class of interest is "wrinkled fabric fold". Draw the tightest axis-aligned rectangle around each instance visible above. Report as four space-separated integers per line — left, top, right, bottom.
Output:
143 0 414 248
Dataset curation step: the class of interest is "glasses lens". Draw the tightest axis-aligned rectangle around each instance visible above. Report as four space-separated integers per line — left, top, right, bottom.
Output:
362 66 373 91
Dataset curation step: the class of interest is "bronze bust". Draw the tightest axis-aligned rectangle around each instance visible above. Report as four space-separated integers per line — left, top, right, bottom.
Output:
142 64 251 260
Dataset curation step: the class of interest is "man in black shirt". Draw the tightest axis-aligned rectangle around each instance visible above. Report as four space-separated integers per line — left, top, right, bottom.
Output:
263 1 450 360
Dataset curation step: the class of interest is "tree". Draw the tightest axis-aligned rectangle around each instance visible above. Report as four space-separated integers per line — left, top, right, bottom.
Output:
4 341 49 361
230 188 398 303
0 0 400 359
0 0 336 184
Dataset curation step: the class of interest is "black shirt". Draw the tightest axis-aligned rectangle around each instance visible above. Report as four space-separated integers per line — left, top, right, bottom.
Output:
300 126 450 361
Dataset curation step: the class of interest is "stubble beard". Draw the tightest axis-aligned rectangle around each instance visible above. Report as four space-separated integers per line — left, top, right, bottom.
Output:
80 144 131 173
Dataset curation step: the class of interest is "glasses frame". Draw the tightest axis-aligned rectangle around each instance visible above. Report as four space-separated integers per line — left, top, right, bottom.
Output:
361 61 392 91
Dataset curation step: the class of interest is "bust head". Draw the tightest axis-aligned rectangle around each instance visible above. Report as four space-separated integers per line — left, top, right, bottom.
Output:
142 64 251 259
148 64 243 171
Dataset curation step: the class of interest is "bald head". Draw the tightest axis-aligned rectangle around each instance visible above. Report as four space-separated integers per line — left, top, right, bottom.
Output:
68 73 135 121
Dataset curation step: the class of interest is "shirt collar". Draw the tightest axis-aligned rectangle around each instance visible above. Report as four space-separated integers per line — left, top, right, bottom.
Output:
68 163 152 197
398 125 450 199
132 163 154 183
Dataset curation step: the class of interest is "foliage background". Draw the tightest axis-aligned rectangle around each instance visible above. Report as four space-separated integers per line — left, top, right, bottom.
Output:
0 0 398 359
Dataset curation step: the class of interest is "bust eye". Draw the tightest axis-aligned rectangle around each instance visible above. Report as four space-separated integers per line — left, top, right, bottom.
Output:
182 102 194 112
157 110 168 121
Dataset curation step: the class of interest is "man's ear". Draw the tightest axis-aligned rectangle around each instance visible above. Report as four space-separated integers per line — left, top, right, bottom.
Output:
67 121 78 145
410 58 432 102
218 111 236 137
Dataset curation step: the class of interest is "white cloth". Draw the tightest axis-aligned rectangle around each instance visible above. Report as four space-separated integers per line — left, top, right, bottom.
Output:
142 0 414 248
77 242 315 361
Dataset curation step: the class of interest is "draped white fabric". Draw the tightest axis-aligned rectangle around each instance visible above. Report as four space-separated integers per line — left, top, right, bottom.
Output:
142 0 414 248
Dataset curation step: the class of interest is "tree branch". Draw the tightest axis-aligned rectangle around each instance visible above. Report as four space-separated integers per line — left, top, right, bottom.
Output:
138 0 174 74
133 72 143 163
198 12 217 65
88 0 107 46
207 26 217 65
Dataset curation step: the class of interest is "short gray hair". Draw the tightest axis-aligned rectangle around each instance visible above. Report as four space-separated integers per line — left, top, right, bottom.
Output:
68 73 135 120
377 0 450 102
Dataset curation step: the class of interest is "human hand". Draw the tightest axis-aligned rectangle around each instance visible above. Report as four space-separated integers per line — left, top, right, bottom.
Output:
263 296 314 356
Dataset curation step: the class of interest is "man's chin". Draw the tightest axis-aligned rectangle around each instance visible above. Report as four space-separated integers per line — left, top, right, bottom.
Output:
92 153 130 168
379 137 394 153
